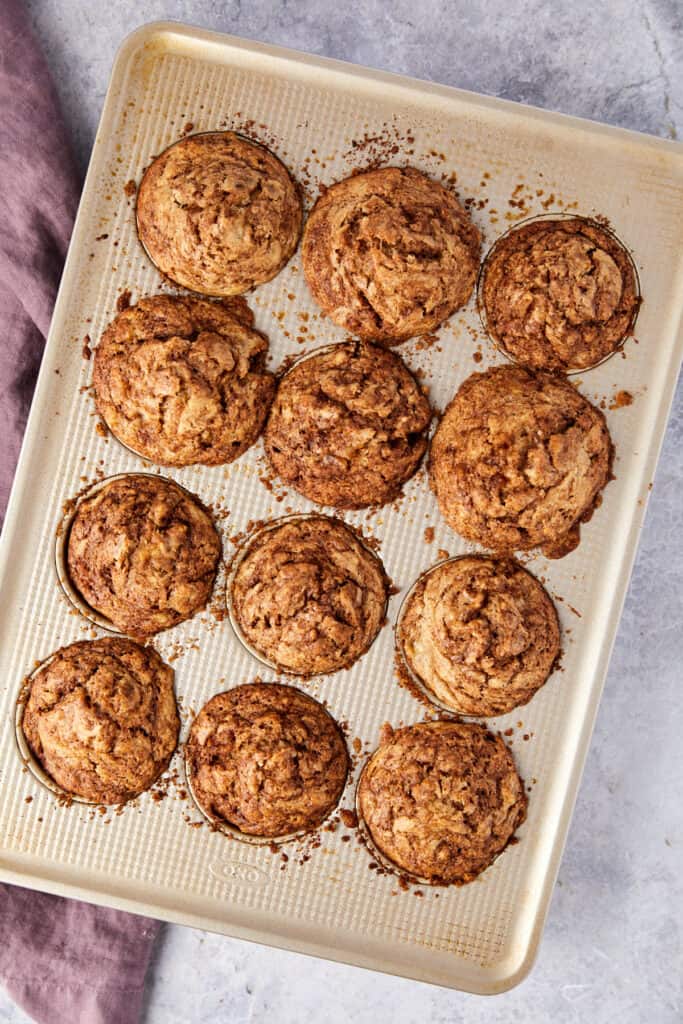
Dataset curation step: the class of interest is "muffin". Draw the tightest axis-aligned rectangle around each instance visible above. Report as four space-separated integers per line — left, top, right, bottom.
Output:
398 556 560 715
429 365 613 558
136 131 302 296
186 683 349 837
229 515 388 677
358 721 526 884
67 475 221 638
302 167 481 343
21 638 179 804
93 294 275 466
264 341 431 508
480 217 640 372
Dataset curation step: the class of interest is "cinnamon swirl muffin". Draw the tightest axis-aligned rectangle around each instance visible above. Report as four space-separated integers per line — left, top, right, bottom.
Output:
480 217 639 372
429 365 613 558
264 341 432 508
302 167 481 343
93 294 275 466
21 638 179 804
358 721 526 884
136 131 302 295
67 475 221 638
399 556 560 715
186 683 349 837
230 515 388 677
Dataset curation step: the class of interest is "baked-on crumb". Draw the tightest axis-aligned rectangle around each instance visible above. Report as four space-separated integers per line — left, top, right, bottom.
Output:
22 638 179 804
358 721 526 884
93 294 275 466
67 475 221 639
230 515 388 677
480 217 640 372
136 131 302 296
429 365 613 558
399 556 560 715
186 683 349 837
264 341 432 508
302 167 481 344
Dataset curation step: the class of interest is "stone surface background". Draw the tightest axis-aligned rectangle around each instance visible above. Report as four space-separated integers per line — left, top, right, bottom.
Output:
2 2 681 1021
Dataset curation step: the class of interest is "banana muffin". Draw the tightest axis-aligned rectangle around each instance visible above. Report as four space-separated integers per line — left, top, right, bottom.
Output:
302 167 481 344
264 341 432 508
229 515 388 677
429 365 613 558
398 556 560 716
136 131 302 296
186 683 349 837
67 475 221 638
21 638 179 804
93 294 275 466
358 721 527 884
480 217 640 372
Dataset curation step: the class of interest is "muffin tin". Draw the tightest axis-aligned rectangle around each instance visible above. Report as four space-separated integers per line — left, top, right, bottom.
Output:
0 22 682 995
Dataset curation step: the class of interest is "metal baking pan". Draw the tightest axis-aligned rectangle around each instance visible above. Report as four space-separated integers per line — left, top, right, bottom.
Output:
0 21 682 995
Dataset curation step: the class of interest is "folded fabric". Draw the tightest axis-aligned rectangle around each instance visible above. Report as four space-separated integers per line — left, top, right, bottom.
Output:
0 2 160 1021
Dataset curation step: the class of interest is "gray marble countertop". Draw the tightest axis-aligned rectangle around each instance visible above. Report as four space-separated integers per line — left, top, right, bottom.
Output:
5 2 682 1022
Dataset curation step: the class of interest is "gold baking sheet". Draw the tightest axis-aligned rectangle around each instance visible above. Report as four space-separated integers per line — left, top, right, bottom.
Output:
0 22 682 994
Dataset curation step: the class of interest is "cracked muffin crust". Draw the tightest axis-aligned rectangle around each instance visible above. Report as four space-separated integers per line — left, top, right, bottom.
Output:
429 365 613 558
398 556 560 716
358 721 527 884
229 515 388 677
136 131 302 296
93 294 275 466
186 683 349 837
264 341 432 509
302 167 481 343
67 475 221 639
480 217 640 372
21 638 179 804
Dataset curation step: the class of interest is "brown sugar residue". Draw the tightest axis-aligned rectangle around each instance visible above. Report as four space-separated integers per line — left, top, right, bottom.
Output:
116 289 132 312
183 122 195 134
473 350 483 363
609 390 634 410
123 179 137 197
95 420 108 439
424 526 435 544
82 334 92 361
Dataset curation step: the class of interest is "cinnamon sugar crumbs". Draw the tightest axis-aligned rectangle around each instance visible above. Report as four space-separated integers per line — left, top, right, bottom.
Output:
116 289 132 312
414 333 440 352
609 390 634 410
339 808 358 829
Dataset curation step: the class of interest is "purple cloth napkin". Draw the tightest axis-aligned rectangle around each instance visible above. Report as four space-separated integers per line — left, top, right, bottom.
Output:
0 2 160 1021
